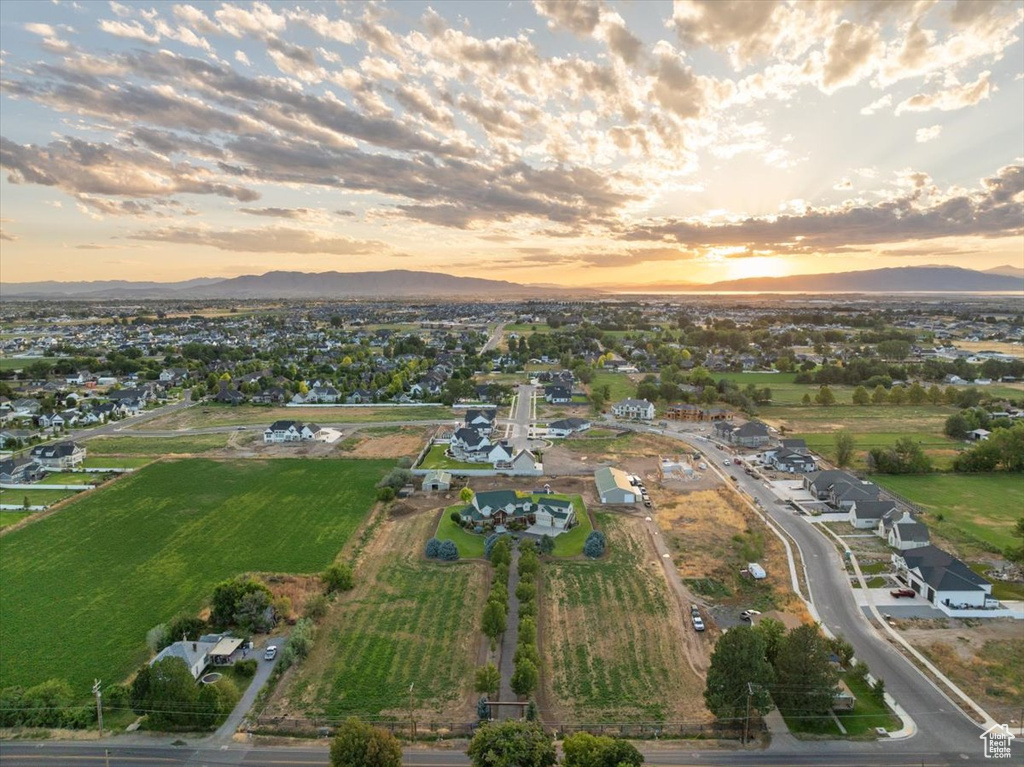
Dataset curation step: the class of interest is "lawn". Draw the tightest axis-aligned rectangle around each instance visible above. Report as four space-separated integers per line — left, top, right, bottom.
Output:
83 434 231 455
0 357 59 370
795 432 961 471
418 444 483 470
590 371 636 402
541 513 704 722
871 473 1023 553
0 487 79 506
435 511 486 558
435 494 591 558
0 458 389 691
37 472 100 485
274 513 487 720
783 672 901 737
0 512 32 528
81 457 153 470
715 372 798 385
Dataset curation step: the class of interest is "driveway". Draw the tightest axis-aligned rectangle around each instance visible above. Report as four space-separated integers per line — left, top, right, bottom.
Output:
211 641 284 744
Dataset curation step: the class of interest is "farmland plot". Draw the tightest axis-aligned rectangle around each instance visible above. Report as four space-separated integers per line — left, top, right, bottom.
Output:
268 512 488 720
0 458 387 691
541 514 706 723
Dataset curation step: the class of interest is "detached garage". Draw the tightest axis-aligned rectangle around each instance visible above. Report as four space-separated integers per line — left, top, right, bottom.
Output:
594 467 637 504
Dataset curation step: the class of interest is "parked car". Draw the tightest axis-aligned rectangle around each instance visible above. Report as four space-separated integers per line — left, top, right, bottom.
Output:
692 615 705 632
890 588 916 598
723 459 731 465
643 499 652 508
264 646 278 660
740 609 761 621
690 604 701 616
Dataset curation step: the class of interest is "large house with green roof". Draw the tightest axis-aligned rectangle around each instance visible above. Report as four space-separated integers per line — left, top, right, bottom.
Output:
458 489 577 536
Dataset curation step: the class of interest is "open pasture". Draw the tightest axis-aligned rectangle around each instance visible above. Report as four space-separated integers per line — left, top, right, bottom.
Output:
135 404 453 431
0 458 387 691
84 434 232 455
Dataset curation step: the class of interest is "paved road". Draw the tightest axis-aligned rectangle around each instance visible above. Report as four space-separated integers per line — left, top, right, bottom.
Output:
496 547 521 720
481 322 506 353
508 384 535 452
630 422 1021 761
0 739 1010 765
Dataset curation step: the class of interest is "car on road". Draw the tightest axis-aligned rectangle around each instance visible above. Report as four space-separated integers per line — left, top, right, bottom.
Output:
264 646 278 660
890 588 916 598
643 498 652 508
692 615 705 632
723 458 731 465
690 604 700 616
740 609 761 621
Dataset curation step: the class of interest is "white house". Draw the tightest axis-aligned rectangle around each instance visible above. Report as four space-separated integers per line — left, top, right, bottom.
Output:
548 417 591 438
887 511 931 551
264 420 303 442
29 441 86 469
611 398 655 421
847 500 897 530
892 545 994 611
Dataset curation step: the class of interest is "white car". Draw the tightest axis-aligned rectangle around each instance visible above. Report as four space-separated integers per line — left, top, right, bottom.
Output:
264 646 278 660
740 609 762 621
692 615 705 632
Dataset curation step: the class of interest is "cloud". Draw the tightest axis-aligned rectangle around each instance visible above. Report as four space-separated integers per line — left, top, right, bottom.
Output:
127 225 390 255
895 71 993 114
820 21 882 92
98 19 160 43
915 124 942 143
0 228 17 241
532 0 601 36
25 23 57 36
618 161 1024 252
860 93 892 115
238 207 317 219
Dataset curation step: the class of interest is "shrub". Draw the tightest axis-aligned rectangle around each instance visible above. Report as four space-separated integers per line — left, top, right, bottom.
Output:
438 540 459 561
304 594 329 621
323 562 355 592
425 538 442 559
477 696 491 721
450 511 461 523
484 533 510 562
146 623 169 653
166 613 207 646
538 535 555 555
376 486 396 502
234 659 258 678
515 580 536 603
330 718 403 767
583 530 607 558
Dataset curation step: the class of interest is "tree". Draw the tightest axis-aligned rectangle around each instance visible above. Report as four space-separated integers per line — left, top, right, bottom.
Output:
511 658 538 696
944 412 970 440
907 381 927 405
460 486 475 503
329 718 402 767
869 437 932 474
323 562 355 592
801 392 811 405
475 663 500 697
132 657 202 727
583 530 606 558
425 538 442 559
772 624 839 721
467 721 556 767
703 626 774 721
834 430 855 468
234 589 273 633
927 384 943 405
754 618 785 666
887 385 906 405
814 386 836 406
561 732 644 767
876 339 910 361
538 535 555 555
210 577 271 627
851 385 869 405
482 599 507 640
304 594 329 621
871 384 888 404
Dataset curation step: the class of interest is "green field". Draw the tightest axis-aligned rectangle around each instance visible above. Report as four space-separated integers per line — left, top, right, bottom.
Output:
84 434 231 455
0 458 388 691
0 512 32 528
542 514 698 721
0 357 60 370
139 404 454 430
590 371 636 402
81 457 153 470
795 432 961 471
0 488 79 506
715 372 798 385
37 472 100 485
871 473 1022 553
284 517 484 719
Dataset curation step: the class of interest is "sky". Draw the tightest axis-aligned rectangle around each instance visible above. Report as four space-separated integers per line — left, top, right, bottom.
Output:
0 0 1022 287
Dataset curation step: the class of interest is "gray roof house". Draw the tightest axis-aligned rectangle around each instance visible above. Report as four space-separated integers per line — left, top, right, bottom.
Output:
848 499 897 529
893 545 993 610
594 467 637 504
888 511 931 551
422 470 452 492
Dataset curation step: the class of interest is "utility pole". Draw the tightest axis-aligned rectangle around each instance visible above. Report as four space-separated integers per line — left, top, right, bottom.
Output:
92 679 103 738
743 682 754 745
408 683 415 739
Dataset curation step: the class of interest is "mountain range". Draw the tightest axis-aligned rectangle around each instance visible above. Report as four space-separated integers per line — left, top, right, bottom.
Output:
2 265 1021 299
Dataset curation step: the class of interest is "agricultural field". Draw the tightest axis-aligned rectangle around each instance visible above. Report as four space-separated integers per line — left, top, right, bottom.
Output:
541 514 706 722
0 458 388 691
871 473 1022 554
760 403 955 436
134 404 453 431
0 357 59 370
84 434 231 455
268 512 488 720
656 487 806 618
794 432 962 471
589 371 637 402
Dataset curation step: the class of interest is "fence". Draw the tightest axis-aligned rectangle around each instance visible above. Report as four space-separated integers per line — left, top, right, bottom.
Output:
249 715 764 742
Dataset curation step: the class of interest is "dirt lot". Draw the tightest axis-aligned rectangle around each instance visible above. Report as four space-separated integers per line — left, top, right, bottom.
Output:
896 619 1023 725
544 432 699 478
652 484 809 626
339 427 432 459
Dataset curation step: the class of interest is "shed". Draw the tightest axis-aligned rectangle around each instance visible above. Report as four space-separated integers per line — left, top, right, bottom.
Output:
422 470 452 492
594 467 637 504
